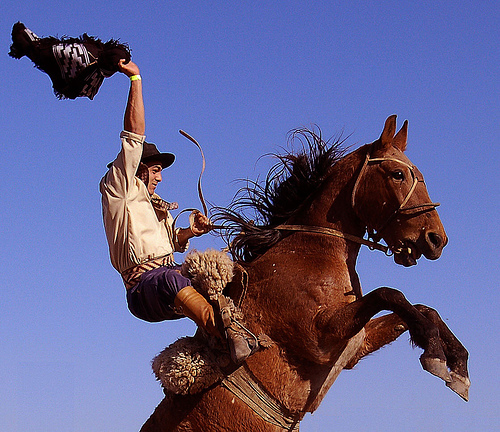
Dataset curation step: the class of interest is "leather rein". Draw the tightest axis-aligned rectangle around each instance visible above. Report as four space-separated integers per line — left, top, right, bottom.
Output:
178 132 439 256
276 151 440 255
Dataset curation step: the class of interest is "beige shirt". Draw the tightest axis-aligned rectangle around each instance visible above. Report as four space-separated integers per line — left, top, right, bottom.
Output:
100 130 188 275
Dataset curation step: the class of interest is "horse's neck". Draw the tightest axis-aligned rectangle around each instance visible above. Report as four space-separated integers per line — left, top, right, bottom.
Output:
291 146 366 230
288 147 366 240
283 147 367 296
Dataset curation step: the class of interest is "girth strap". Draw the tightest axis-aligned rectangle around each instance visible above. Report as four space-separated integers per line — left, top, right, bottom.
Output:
221 364 301 431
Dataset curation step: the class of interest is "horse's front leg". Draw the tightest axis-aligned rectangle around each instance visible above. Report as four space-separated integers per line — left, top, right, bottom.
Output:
316 287 452 383
343 312 408 369
343 307 470 401
415 304 470 400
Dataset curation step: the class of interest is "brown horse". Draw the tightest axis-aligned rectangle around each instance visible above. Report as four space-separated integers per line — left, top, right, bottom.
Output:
140 115 469 431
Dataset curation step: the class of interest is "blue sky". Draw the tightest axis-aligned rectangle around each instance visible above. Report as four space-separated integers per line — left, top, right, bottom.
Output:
1 1 498 431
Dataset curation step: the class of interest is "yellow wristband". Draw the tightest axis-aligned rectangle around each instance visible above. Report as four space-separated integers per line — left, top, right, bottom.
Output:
130 75 142 81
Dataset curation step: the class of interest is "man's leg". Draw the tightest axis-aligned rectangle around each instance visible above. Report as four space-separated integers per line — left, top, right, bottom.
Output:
127 266 218 336
127 266 255 361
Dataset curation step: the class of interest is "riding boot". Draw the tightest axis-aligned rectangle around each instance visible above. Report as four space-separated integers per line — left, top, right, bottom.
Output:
174 286 220 338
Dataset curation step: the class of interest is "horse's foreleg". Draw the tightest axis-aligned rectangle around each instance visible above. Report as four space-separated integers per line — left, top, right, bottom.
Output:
344 313 408 369
415 305 470 401
316 287 451 384
342 306 470 401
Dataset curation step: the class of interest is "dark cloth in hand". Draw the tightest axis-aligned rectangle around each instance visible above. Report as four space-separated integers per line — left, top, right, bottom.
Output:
9 22 131 100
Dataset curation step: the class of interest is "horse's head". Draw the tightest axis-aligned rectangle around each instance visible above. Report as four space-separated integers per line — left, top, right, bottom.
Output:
352 115 447 266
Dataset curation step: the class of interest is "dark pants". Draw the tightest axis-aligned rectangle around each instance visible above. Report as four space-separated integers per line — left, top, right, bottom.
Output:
126 265 192 322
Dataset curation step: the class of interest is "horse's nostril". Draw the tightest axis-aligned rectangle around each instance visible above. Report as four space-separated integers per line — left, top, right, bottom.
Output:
427 232 443 249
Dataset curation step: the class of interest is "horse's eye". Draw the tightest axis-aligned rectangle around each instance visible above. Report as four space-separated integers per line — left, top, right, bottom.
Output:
391 170 405 181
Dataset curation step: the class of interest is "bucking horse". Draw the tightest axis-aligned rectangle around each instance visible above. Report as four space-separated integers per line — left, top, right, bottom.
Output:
141 115 469 431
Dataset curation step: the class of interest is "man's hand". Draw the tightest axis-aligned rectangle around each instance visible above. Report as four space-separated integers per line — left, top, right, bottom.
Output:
189 211 212 237
176 211 212 246
118 59 140 77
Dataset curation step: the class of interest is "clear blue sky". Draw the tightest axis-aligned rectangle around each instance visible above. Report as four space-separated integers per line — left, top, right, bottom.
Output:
1 1 498 431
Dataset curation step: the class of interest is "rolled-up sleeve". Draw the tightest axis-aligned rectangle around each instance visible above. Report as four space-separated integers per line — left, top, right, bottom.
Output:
101 131 146 198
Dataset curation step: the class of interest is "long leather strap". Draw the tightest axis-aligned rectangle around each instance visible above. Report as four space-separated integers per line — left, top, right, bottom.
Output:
275 224 389 254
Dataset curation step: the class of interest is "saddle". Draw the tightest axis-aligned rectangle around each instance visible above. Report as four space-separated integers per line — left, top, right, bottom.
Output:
223 261 249 308
180 249 267 362
153 249 272 395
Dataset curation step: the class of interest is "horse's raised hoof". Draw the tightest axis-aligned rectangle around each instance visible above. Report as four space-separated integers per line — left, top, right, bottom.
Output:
446 372 470 401
419 356 452 383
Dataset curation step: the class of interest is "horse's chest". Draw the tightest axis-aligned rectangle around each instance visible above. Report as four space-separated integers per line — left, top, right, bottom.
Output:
247 253 356 308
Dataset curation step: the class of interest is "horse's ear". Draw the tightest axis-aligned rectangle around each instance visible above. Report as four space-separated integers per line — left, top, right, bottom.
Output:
375 115 397 150
393 119 408 152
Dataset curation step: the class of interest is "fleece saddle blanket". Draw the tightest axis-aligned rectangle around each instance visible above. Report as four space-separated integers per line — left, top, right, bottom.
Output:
9 22 130 99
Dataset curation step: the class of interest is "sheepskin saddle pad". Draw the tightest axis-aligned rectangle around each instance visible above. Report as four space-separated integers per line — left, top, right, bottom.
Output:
180 248 235 301
153 249 234 395
152 336 230 396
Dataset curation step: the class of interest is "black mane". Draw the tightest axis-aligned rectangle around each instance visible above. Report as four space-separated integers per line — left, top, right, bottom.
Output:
212 127 347 262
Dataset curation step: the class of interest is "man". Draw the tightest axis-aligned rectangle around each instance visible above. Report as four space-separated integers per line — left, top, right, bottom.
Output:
100 59 219 337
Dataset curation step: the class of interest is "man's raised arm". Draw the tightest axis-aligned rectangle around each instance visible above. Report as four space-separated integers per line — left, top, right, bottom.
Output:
118 59 145 135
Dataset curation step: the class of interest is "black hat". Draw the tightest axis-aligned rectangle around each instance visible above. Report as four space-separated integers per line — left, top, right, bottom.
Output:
141 142 175 168
107 141 175 169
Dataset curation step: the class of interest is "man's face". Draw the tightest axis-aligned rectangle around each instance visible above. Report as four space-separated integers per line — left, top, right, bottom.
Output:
146 162 163 195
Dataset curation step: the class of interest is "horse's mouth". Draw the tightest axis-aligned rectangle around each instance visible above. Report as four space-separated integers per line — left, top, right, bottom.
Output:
392 241 422 267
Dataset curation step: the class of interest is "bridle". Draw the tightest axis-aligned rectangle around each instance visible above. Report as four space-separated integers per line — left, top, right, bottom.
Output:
351 151 440 243
276 150 440 255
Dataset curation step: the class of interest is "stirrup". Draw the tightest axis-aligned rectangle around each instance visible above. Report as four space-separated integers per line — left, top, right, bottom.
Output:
218 295 259 364
226 321 259 364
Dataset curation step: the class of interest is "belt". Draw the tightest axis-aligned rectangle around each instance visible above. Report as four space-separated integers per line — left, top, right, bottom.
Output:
121 255 174 290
